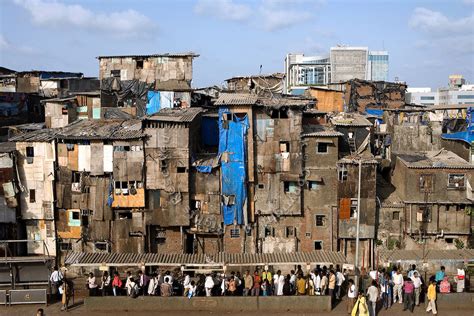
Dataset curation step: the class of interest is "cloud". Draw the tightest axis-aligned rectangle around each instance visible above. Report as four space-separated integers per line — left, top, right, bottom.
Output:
194 0 252 21
409 7 473 35
194 0 320 31
13 0 157 37
0 34 34 54
409 7 474 55
0 35 9 50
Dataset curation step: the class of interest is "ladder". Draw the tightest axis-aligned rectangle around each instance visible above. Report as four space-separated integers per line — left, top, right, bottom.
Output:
348 137 357 154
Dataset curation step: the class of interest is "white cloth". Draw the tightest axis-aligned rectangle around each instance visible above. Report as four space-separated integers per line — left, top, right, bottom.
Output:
277 275 284 296
183 275 190 288
50 270 63 283
125 276 132 295
88 277 98 289
393 273 403 285
205 276 215 289
315 275 321 289
336 271 345 286
148 277 159 295
348 284 356 298
411 276 422 289
290 274 297 285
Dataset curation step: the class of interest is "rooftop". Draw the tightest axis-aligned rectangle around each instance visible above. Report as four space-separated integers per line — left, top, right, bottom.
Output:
9 129 57 142
97 52 199 59
302 125 343 138
331 113 373 127
397 149 474 169
146 107 202 123
214 92 315 108
225 73 285 81
56 119 143 140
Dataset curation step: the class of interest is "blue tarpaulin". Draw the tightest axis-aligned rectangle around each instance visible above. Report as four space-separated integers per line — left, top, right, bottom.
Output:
218 107 248 225
201 116 219 146
195 165 212 173
441 107 474 144
365 109 384 118
146 91 161 115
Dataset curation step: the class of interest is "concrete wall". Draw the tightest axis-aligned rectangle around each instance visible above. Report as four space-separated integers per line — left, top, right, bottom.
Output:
84 295 332 312
441 139 472 164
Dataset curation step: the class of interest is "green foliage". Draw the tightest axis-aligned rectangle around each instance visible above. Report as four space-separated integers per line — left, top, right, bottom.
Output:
387 238 401 250
454 238 465 249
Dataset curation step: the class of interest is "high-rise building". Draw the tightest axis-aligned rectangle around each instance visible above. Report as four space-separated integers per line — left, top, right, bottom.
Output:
284 53 330 94
330 46 368 83
368 51 389 81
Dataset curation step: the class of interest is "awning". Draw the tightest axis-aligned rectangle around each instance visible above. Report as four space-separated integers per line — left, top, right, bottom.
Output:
65 251 346 268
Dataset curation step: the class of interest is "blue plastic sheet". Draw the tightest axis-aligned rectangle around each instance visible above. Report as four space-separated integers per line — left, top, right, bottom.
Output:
201 116 219 146
441 107 473 144
195 165 212 173
146 91 161 115
218 108 249 225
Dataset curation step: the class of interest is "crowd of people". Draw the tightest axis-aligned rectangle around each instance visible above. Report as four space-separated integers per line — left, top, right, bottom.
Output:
348 264 467 316
48 262 465 315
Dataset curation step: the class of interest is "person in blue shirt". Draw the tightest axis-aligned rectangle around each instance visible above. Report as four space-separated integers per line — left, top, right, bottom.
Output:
435 266 445 291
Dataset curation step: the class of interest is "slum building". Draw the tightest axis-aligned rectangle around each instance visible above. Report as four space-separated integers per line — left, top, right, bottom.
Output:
304 87 344 113
10 129 58 257
97 53 198 116
53 119 145 262
225 73 285 97
0 142 20 243
388 150 473 250
331 112 373 156
143 108 202 254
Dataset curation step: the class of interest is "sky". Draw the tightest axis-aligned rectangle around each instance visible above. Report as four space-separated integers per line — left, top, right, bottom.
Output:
0 0 473 89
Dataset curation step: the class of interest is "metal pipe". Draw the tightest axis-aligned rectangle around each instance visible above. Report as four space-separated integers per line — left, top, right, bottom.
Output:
354 159 362 295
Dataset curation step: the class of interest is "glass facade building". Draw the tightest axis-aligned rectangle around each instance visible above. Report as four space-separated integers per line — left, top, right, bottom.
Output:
368 51 389 81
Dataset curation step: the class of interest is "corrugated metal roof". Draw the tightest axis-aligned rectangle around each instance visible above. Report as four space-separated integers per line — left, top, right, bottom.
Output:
225 73 285 81
379 249 474 262
9 129 57 142
331 113 372 127
214 93 259 106
56 119 143 140
146 107 202 123
337 157 379 165
96 53 199 59
397 150 474 169
302 131 344 137
65 251 346 267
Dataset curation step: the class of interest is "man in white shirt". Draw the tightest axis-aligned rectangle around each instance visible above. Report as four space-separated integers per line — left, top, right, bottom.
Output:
50 266 63 299
410 271 423 306
392 270 403 304
367 280 379 316
347 279 356 314
336 269 345 299
205 274 215 297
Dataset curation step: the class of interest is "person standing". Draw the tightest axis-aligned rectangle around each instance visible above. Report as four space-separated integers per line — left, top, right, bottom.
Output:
328 270 336 300
455 268 465 293
380 273 391 310
392 269 403 304
426 280 437 315
100 271 111 296
50 266 63 301
367 280 379 316
148 273 159 296
321 272 328 295
111 271 122 296
347 279 356 314
296 274 306 295
243 270 253 296
251 270 261 296
227 276 237 296
183 273 191 297
87 272 98 296
435 266 445 291
125 271 133 296
205 273 215 297
411 271 422 306
402 277 415 312
336 268 346 299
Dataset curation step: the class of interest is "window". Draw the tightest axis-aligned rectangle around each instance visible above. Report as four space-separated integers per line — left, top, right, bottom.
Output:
309 180 322 191
305 232 312 238
82 215 89 227
286 226 296 238
230 228 240 238
448 174 465 189
72 212 80 220
257 183 265 189
160 160 168 172
350 199 358 219
191 200 201 210
71 172 81 192
95 242 108 251
29 189 36 203
457 95 474 99
338 167 348 182
177 167 187 173
26 146 34 157
315 215 326 226
222 195 235 205
45 221 54 238
264 226 275 237
317 143 328 153
314 241 323 250
419 174 434 192
416 206 431 222
111 70 121 77
445 238 454 244
392 211 400 220
59 242 72 251
420 96 435 100
284 181 297 193
136 59 144 69
117 211 132 219
279 141 290 153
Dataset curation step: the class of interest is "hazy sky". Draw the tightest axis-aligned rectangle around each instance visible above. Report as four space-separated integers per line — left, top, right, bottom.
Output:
1 0 473 88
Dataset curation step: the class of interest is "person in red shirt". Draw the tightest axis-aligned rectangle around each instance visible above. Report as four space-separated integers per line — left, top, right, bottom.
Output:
402 277 415 312
252 270 261 296
112 271 123 296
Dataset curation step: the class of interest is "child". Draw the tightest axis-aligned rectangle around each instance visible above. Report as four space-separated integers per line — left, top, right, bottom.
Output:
261 279 269 296
426 280 437 315
187 281 196 299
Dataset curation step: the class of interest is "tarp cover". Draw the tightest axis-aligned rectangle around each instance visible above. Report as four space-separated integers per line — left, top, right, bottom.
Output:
201 116 219 147
218 108 248 225
146 91 160 115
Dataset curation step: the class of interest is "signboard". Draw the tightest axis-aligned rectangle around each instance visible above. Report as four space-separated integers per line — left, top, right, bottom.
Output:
9 289 47 305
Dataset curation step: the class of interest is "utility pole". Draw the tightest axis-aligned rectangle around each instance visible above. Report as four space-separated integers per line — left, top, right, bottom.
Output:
354 159 362 294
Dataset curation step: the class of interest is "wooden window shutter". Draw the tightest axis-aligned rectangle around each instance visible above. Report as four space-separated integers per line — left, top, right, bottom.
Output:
339 198 351 220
